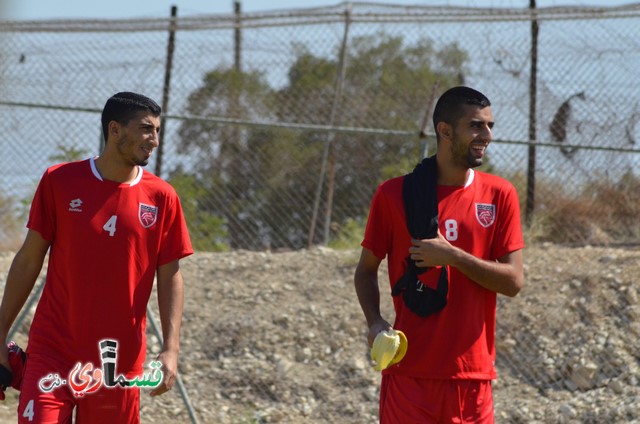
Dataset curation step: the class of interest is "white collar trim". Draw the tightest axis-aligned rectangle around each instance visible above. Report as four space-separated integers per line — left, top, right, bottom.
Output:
464 169 475 188
89 157 143 186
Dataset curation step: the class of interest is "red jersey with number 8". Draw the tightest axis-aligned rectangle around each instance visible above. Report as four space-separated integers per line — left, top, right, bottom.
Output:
362 169 524 379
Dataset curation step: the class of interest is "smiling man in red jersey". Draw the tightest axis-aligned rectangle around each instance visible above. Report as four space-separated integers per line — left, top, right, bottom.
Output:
355 86 524 423
0 92 193 423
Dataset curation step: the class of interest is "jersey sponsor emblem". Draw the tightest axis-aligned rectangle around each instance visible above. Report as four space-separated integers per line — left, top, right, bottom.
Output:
475 203 496 228
139 203 158 228
68 198 83 212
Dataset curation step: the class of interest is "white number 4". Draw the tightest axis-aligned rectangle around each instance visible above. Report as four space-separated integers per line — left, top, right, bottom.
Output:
23 399 34 421
103 215 117 237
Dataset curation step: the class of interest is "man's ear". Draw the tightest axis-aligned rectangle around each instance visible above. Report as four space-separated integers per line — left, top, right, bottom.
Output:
108 120 121 141
436 121 452 141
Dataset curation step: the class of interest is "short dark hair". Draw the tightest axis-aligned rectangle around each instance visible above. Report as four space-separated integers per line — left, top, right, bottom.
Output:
432 86 491 135
101 92 161 142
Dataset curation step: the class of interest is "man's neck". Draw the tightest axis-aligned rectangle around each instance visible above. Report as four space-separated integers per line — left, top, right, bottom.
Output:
93 155 139 184
436 155 470 186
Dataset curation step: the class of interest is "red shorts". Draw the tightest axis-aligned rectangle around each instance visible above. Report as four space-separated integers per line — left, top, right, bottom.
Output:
17 353 140 424
380 374 494 424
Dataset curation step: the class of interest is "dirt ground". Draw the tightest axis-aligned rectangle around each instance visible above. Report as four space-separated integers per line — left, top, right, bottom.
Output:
0 244 639 423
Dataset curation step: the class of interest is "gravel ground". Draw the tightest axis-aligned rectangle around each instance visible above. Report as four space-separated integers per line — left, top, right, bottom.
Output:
0 244 639 423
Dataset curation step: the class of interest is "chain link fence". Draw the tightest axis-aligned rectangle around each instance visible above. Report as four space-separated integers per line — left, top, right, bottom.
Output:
1 2 640 423
2 3 640 250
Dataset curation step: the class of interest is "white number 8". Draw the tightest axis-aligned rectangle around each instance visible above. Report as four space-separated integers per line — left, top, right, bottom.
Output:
445 219 458 241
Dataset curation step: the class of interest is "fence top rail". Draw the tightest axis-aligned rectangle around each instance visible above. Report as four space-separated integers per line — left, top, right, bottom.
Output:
1 2 640 33
4 100 640 154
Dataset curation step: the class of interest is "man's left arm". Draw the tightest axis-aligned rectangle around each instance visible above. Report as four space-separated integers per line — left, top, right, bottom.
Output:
409 234 524 297
150 259 184 397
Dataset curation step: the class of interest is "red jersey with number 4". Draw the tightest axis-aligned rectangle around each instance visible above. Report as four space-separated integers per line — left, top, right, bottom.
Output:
362 169 524 380
26 158 193 377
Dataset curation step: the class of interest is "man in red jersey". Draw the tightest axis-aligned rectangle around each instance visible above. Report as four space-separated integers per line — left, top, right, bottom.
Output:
0 92 193 423
355 86 524 423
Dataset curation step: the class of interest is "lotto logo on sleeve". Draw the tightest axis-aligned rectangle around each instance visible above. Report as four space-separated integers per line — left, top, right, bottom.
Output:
138 203 158 228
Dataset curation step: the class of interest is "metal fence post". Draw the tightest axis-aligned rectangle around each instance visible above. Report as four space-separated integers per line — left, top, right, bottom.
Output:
307 3 352 248
155 5 178 178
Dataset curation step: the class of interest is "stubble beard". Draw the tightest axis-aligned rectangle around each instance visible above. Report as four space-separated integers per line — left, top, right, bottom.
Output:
466 152 483 169
134 157 150 167
450 137 483 169
117 137 150 167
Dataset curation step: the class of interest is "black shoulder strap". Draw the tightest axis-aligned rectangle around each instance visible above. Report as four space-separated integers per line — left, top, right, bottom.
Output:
403 154 439 240
391 155 449 317
392 155 438 296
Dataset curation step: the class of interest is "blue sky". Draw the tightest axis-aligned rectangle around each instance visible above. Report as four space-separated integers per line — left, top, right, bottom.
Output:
0 0 632 21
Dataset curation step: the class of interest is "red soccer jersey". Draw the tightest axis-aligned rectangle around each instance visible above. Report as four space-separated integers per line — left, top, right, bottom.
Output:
362 169 524 379
26 158 193 377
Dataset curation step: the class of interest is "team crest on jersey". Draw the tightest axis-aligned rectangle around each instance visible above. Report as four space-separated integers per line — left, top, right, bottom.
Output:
139 203 158 228
475 203 496 228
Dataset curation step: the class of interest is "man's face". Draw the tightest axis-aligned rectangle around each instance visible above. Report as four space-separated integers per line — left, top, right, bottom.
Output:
114 112 160 167
449 105 494 169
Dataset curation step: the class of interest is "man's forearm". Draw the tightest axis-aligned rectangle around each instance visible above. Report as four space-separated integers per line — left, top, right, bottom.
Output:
448 247 524 297
156 262 184 353
0 251 45 338
354 270 383 327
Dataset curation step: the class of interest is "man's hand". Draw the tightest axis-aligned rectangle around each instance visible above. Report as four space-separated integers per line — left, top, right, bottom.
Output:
149 349 178 397
367 318 393 348
0 341 9 373
0 342 10 399
409 231 455 268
